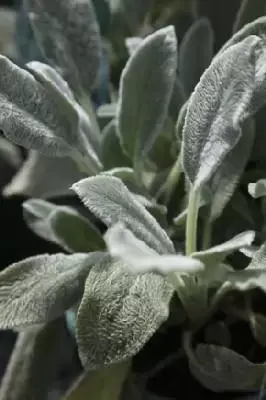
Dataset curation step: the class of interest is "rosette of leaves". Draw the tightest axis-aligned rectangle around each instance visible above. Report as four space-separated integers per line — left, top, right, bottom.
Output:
2 0 266 399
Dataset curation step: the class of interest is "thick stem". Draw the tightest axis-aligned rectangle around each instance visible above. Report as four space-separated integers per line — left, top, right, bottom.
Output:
186 187 201 255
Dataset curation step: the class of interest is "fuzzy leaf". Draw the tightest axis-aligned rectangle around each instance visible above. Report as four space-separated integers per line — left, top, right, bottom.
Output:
25 0 101 94
72 175 174 254
3 150 84 198
208 118 255 221
0 252 105 329
101 120 131 169
192 231 255 266
188 343 266 391
0 56 77 157
104 223 204 274
179 17 214 96
49 206 105 252
125 37 143 56
182 36 260 188
248 179 266 199
233 0 266 33
76 257 174 369
117 26 177 164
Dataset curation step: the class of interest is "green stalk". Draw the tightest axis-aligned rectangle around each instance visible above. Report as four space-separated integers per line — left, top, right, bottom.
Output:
78 91 101 139
185 187 201 255
157 154 182 205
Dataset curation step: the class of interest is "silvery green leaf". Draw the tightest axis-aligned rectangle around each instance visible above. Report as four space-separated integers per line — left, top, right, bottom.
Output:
248 179 266 198
175 101 188 143
23 198 56 243
49 206 105 252
233 0 266 33
72 175 174 254
25 0 101 94
0 136 22 169
179 17 214 97
208 117 255 221
192 231 255 266
0 252 105 329
188 342 266 391
101 120 131 169
117 26 177 165
181 36 259 188
3 150 84 198
26 61 102 172
0 318 68 400
104 223 204 274
125 37 143 56
239 245 259 258
249 312 266 347
76 257 174 369
218 16 266 56
0 56 77 157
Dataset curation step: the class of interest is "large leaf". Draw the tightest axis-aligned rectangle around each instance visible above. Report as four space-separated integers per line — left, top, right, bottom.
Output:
3 150 84 198
181 36 259 188
188 342 266 391
179 17 214 96
104 222 204 274
0 56 78 157
117 26 177 165
76 257 174 369
0 252 105 329
25 0 101 94
207 117 255 221
0 318 69 400
72 175 175 254
233 0 266 33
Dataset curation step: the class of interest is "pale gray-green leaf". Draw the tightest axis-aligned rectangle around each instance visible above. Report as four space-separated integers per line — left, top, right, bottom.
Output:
208 117 255 221
49 206 105 252
248 179 266 199
25 0 101 94
188 343 266 391
104 223 204 274
181 36 259 188
101 120 131 169
72 175 174 254
179 17 214 96
0 56 76 157
3 150 84 198
125 37 143 56
192 231 255 266
76 257 174 369
0 252 105 329
117 26 177 164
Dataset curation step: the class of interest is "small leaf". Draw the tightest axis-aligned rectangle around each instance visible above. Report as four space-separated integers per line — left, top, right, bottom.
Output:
101 120 131 169
233 0 266 33
125 36 143 56
117 26 177 165
248 179 266 199
0 252 105 329
49 206 105 252
72 175 175 254
76 257 174 369
179 17 214 96
104 222 204 274
182 36 259 188
208 117 255 221
192 231 255 266
3 150 84 198
188 342 266 391
0 56 77 157
25 0 101 94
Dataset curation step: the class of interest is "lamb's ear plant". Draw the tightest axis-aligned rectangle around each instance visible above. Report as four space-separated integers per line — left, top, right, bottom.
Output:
3 0 266 398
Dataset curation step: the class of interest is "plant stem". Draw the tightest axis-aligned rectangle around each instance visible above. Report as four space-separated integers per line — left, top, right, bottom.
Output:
78 91 101 139
186 187 201 255
157 155 182 205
